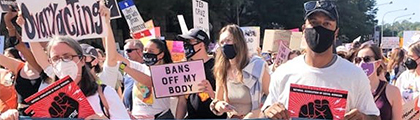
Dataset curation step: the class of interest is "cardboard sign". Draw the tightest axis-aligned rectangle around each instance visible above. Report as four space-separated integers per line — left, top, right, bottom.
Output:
274 41 290 65
177 15 189 34
17 0 108 42
289 84 348 120
150 60 205 98
262 29 291 52
241 26 260 56
289 32 303 50
192 0 209 37
0 0 16 13
24 76 95 118
0 36 4 54
103 0 121 19
166 40 186 62
119 0 145 33
381 37 400 49
402 97 420 120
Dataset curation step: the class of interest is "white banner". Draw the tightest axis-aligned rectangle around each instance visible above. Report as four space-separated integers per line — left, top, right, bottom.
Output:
17 0 108 42
381 37 400 49
289 32 302 50
118 0 145 33
402 97 420 120
192 0 209 37
177 15 189 34
0 36 4 54
403 31 420 50
262 29 291 52
240 26 260 56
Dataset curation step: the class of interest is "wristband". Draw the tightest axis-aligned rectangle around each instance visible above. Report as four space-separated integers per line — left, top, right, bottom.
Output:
210 99 224 116
119 62 127 71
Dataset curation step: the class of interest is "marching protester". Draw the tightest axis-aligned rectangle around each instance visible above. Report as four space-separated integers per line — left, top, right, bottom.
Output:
262 1 380 119
387 48 407 84
396 41 420 103
210 24 270 119
175 29 227 119
353 44 403 120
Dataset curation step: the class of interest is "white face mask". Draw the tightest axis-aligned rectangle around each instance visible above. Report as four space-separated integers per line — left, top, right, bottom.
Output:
53 60 79 80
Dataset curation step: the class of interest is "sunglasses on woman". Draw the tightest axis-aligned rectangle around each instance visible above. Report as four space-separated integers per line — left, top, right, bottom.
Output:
125 49 138 53
353 56 375 63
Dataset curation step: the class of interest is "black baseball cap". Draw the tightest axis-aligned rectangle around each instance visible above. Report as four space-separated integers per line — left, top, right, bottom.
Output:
304 0 339 21
177 28 210 46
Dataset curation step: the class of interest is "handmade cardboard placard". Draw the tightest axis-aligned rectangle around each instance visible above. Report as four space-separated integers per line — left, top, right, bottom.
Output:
262 29 291 52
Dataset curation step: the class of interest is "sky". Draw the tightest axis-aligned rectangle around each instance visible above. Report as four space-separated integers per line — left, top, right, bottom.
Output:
375 0 420 24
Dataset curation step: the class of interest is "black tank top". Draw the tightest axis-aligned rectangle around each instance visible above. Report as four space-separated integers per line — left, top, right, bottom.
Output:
14 69 47 104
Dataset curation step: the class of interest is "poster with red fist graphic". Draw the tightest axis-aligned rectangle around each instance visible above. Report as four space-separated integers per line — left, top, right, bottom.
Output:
24 76 95 118
288 84 348 120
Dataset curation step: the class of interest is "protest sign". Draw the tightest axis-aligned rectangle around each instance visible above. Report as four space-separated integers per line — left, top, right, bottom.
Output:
166 40 186 62
0 36 4 54
192 0 209 37
274 41 290 64
0 0 16 13
103 0 121 19
381 37 400 49
24 76 95 118
288 84 348 120
262 29 291 52
16 0 108 42
177 15 189 34
119 0 145 33
150 60 205 98
241 27 260 56
403 31 420 50
289 32 303 50
402 97 420 120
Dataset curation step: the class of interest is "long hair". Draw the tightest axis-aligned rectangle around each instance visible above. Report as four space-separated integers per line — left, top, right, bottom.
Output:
47 37 98 96
149 39 173 64
357 44 384 76
5 47 24 61
387 48 405 72
409 41 420 58
213 24 249 88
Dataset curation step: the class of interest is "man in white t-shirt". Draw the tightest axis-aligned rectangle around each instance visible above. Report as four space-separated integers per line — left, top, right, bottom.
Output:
261 1 380 119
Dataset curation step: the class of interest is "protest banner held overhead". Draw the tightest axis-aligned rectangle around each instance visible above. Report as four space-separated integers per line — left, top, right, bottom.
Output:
103 0 121 19
24 76 95 118
381 37 400 49
150 60 205 98
166 40 186 62
16 0 108 42
240 27 260 56
192 0 209 37
177 15 189 34
262 29 291 52
119 0 145 33
288 84 348 120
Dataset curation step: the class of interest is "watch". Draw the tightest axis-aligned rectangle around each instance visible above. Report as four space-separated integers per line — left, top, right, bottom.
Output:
119 62 127 71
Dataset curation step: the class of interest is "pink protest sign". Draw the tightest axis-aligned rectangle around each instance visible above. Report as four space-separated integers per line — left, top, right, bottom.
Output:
274 41 291 64
150 60 205 98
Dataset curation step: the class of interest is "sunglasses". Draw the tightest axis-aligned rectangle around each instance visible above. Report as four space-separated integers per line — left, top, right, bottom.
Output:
354 56 375 63
125 49 138 53
304 1 336 12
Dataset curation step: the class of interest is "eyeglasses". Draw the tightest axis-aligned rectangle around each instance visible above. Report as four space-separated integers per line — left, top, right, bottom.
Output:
50 55 82 63
354 56 375 63
125 49 138 53
304 1 336 12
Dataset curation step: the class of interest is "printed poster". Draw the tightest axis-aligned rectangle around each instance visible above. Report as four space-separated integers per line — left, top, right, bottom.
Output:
119 0 145 33
150 60 205 98
24 76 95 118
240 26 260 56
16 0 108 42
274 41 290 65
103 0 121 19
166 40 186 62
289 84 348 120
192 0 209 37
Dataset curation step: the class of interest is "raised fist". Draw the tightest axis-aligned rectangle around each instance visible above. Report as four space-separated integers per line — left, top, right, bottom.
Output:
48 92 79 118
299 99 333 119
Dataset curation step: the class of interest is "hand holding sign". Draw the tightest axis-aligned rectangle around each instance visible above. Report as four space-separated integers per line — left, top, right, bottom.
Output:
215 101 236 113
344 109 364 120
263 102 290 119
197 80 214 99
99 2 111 24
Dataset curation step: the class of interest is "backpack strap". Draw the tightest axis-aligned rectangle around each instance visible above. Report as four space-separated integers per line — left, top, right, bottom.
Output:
98 84 111 118
374 82 387 102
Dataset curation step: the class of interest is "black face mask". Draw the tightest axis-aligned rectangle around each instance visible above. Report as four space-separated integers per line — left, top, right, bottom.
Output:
405 58 418 70
184 42 201 59
222 44 236 59
143 52 163 66
304 26 336 53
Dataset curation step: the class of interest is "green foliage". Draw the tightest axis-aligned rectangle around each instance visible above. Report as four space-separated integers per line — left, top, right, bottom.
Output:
382 20 420 38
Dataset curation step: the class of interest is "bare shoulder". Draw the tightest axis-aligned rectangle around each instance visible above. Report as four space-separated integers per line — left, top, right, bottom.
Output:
385 84 402 102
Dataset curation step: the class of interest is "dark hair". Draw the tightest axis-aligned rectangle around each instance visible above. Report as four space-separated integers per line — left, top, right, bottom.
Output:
288 50 301 60
150 39 173 64
47 37 98 96
5 47 24 61
387 48 405 72
356 44 385 76
96 49 105 56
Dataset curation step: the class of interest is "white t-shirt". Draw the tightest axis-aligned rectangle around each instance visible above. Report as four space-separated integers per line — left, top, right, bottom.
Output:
128 60 171 118
99 64 123 88
262 55 380 116
86 85 130 119
395 70 420 103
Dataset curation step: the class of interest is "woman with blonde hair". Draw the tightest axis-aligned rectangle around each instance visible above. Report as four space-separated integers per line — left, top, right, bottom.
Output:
210 24 270 119
396 41 420 103
387 48 406 84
